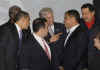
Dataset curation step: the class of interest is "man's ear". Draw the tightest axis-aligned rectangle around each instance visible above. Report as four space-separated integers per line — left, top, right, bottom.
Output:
39 27 43 33
92 11 95 16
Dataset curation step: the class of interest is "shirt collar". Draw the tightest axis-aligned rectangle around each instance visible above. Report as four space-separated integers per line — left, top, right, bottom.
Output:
50 24 54 29
15 23 21 32
33 33 44 41
69 24 80 33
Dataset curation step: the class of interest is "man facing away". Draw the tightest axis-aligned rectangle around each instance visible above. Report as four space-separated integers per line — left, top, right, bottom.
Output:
0 10 30 70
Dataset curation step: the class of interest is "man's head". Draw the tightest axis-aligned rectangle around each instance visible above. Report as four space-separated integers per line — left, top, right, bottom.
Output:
33 18 48 38
9 5 21 23
81 3 95 22
15 11 30 30
64 9 80 29
39 8 54 25
94 32 100 49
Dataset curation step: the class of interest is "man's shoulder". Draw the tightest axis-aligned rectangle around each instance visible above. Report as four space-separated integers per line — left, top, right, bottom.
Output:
0 20 13 29
76 25 87 33
54 22 65 29
54 22 64 25
72 25 87 36
23 34 37 44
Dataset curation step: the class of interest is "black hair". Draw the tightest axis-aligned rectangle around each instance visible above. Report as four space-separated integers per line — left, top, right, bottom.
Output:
14 11 29 22
65 9 80 22
32 18 47 33
81 3 95 12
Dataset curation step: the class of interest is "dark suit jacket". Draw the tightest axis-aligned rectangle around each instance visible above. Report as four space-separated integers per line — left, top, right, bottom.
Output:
89 52 100 70
0 21 20 70
93 0 100 21
79 18 100 35
81 18 100 65
45 22 66 65
19 34 59 70
63 25 89 70
45 22 66 42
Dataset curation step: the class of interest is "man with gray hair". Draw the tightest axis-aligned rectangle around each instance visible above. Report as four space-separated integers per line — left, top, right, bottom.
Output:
39 7 66 70
39 8 56 37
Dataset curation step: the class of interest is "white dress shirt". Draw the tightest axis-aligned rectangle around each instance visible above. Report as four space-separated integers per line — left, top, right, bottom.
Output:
33 33 51 59
48 24 54 36
51 24 54 33
15 23 22 39
64 24 80 46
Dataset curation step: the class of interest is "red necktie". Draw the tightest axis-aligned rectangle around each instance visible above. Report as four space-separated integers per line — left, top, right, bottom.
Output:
42 40 51 60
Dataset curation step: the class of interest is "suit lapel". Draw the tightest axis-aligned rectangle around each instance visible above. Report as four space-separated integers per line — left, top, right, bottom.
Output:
69 26 81 39
65 26 81 46
31 36 51 61
11 24 19 46
54 23 62 34
54 23 57 34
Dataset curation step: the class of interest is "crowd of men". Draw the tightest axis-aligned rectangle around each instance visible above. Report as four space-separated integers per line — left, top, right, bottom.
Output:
0 1 100 70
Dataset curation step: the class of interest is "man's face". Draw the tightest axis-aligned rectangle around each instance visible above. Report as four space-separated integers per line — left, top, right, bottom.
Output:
82 8 95 22
64 14 76 29
21 17 30 30
41 23 48 37
94 38 100 50
44 12 54 25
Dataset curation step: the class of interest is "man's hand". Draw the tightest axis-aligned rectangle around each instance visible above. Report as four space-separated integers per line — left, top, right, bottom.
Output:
50 32 62 43
94 38 100 50
59 66 64 70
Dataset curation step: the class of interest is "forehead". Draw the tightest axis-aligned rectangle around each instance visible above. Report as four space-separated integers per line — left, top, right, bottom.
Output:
82 8 91 12
65 14 74 19
45 12 53 17
23 16 30 21
41 11 53 18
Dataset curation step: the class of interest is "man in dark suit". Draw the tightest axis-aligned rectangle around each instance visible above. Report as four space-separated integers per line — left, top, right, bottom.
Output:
81 3 100 67
39 8 66 69
93 0 100 22
0 5 21 70
89 31 100 70
80 3 100 34
0 10 30 70
19 18 59 70
63 10 89 70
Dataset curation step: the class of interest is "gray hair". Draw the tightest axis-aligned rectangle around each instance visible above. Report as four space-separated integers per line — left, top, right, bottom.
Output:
39 8 53 17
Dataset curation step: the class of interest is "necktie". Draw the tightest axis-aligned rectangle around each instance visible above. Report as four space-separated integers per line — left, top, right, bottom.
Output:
64 31 70 46
42 40 51 60
17 30 23 69
18 30 23 55
19 30 22 40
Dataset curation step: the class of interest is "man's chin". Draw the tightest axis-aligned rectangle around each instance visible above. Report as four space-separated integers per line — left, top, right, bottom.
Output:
85 20 89 22
85 19 91 22
23 27 28 30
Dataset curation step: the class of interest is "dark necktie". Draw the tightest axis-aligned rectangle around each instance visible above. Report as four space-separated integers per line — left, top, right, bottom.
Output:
18 30 23 55
17 30 23 69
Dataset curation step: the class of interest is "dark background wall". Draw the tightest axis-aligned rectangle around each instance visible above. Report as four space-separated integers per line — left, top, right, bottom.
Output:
93 0 100 21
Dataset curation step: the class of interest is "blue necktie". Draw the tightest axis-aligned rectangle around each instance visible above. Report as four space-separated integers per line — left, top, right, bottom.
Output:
18 30 23 55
